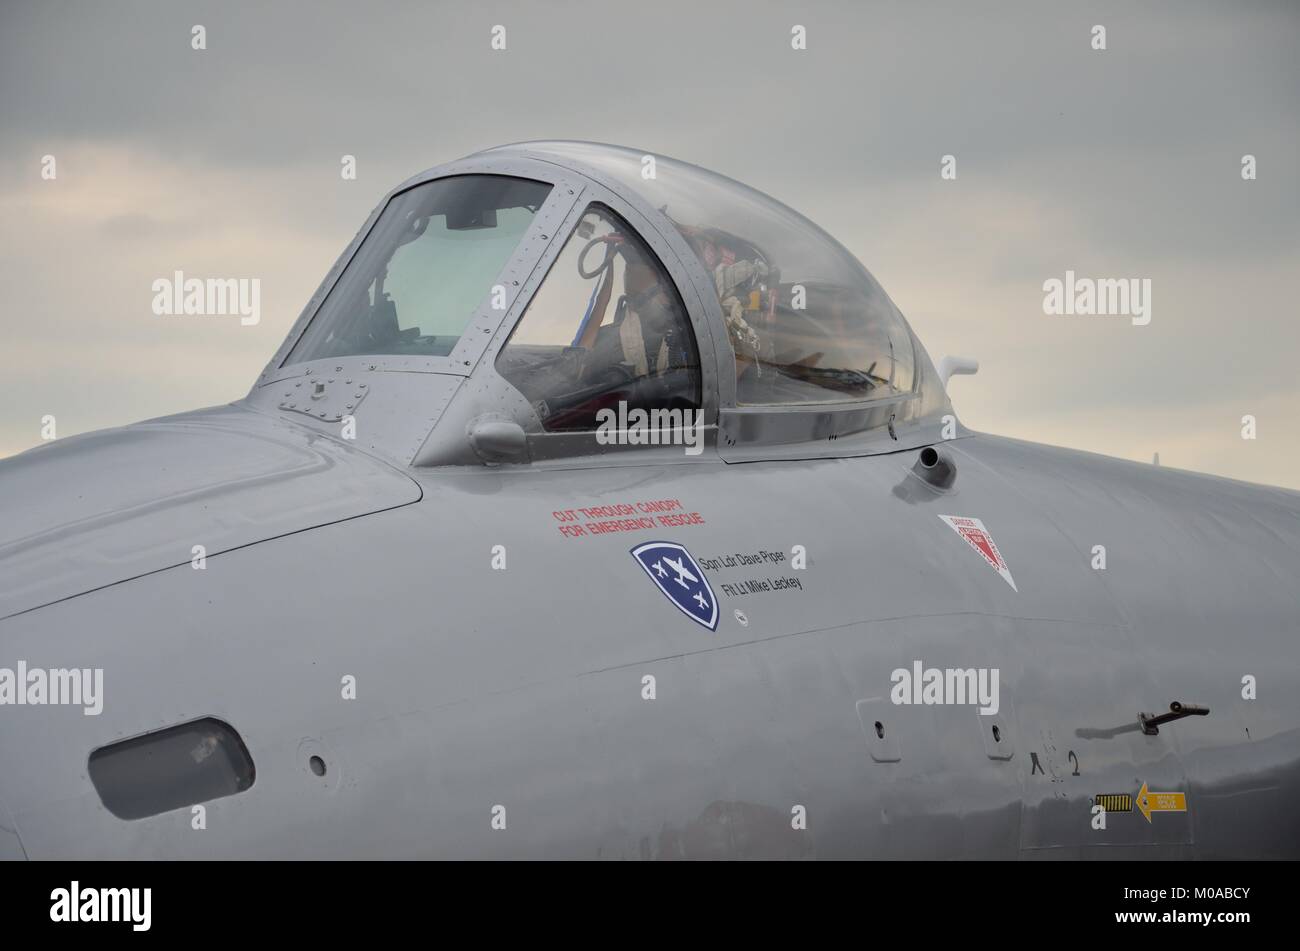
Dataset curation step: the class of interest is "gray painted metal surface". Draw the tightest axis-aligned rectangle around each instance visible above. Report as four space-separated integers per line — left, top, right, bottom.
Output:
0 143 1295 859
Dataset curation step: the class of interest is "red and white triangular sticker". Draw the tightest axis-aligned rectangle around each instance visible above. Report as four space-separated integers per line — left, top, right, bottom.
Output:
938 515 1017 591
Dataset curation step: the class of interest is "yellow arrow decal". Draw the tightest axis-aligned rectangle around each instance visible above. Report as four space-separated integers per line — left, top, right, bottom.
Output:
1136 781 1187 822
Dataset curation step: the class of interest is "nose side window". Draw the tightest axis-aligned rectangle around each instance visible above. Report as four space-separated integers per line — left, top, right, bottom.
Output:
495 205 702 433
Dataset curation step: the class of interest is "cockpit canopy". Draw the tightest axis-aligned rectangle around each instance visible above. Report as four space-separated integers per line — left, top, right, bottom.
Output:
496 142 918 407
259 141 949 465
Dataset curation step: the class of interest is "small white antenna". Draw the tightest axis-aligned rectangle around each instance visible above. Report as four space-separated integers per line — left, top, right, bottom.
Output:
937 355 979 388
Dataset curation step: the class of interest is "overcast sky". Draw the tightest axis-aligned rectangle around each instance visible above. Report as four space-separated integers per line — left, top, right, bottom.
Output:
2 0 1297 487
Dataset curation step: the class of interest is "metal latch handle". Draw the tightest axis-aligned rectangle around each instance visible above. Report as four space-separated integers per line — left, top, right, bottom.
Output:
1139 701 1209 736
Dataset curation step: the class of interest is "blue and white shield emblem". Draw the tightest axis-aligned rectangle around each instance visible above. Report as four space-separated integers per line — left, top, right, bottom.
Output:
631 541 719 631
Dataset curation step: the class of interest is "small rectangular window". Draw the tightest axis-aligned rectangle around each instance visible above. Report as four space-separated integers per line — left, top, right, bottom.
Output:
88 718 255 820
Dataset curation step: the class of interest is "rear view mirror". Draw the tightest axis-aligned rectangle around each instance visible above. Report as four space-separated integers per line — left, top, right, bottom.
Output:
446 206 498 230
468 416 529 465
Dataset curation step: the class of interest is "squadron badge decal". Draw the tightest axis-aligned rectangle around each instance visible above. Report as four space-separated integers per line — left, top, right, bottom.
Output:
631 541 720 631
938 515 1018 591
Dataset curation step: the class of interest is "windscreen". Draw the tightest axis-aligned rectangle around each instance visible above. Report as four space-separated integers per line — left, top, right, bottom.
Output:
285 175 552 364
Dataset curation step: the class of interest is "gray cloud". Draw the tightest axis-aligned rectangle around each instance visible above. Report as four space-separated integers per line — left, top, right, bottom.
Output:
1 0 1297 486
